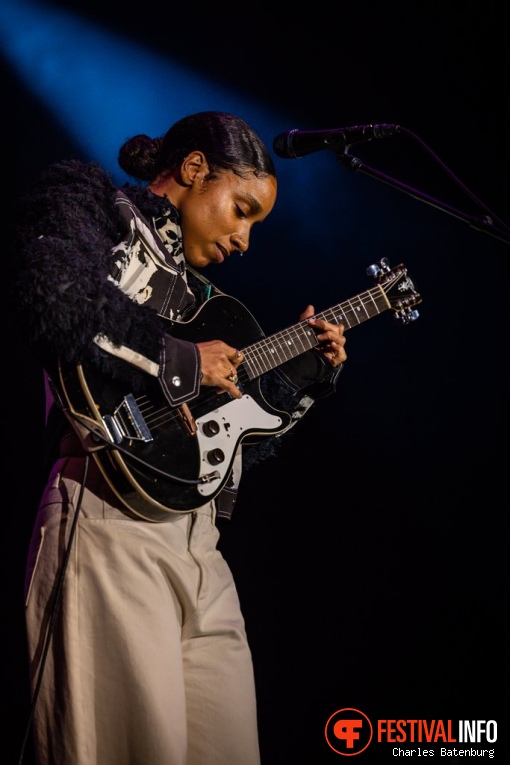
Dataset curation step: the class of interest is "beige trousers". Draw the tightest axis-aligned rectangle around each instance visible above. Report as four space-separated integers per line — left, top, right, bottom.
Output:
24 456 260 765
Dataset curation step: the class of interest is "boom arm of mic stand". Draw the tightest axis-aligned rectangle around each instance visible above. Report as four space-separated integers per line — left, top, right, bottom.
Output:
336 152 510 245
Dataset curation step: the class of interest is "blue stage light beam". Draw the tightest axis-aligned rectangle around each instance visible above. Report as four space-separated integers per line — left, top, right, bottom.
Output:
1 0 283 179
1 0 357 276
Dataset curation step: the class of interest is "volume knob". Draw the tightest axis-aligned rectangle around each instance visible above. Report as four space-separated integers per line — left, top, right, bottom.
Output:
202 419 220 437
206 448 225 465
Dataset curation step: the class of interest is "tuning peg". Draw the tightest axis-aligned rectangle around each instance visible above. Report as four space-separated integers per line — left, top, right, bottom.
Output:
396 308 420 324
366 258 391 278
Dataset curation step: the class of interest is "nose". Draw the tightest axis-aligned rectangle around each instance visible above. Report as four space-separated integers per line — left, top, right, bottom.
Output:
232 229 250 254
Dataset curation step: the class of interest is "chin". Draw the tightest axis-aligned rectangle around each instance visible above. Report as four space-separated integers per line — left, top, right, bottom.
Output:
185 254 206 268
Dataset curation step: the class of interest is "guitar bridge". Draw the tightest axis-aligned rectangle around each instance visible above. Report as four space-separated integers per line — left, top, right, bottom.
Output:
103 393 153 444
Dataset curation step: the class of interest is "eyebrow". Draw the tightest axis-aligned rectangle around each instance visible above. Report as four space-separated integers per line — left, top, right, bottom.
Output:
239 192 263 215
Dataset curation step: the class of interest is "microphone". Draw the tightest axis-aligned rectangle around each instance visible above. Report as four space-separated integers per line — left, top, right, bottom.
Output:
273 124 400 158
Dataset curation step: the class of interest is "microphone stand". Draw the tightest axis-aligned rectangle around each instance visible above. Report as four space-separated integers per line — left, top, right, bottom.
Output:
335 152 510 246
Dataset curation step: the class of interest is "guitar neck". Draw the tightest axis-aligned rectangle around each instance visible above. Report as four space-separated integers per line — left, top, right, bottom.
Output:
241 284 389 381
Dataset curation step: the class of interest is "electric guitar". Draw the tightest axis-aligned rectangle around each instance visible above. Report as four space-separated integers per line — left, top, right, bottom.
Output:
55 260 422 520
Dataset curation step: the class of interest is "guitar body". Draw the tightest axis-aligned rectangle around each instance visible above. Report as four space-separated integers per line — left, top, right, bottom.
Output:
56 261 422 521
58 295 293 520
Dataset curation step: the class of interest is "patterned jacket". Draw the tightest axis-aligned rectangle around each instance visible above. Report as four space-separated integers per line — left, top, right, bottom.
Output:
11 160 341 518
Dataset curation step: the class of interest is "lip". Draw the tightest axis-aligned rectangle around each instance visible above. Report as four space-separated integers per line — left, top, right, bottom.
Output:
215 244 228 262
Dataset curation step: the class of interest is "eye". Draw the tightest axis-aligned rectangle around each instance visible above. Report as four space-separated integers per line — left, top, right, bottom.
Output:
236 205 248 218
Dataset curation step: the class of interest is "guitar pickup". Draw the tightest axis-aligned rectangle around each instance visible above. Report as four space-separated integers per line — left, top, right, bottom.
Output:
103 393 153 444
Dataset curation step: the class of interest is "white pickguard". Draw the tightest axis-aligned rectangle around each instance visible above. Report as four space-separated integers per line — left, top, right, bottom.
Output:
196 394 284 496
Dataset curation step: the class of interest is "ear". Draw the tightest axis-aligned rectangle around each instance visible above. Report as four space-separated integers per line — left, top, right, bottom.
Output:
181 151 209 186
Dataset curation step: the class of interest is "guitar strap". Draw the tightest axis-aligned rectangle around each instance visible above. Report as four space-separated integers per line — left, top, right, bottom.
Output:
184 263 227 300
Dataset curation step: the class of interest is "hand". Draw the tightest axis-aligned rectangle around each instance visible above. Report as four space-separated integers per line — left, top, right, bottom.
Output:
300 304 347 368
197 341 244 398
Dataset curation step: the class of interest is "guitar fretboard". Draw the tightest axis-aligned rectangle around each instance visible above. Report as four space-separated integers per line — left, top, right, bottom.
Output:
242 284 388 380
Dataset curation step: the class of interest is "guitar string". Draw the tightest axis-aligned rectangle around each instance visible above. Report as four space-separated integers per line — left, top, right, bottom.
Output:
74 288 388 486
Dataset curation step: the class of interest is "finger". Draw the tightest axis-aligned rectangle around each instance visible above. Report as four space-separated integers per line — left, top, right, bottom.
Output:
331 343 347 364
299 304 315 321
315 330 338 345
312 319 344 335
216 377 242 399
228 349 244 364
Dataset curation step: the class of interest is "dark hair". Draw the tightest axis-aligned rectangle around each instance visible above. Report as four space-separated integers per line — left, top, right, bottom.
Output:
118 111 276 183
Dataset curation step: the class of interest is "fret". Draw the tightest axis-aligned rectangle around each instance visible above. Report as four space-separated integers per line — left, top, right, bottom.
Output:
241 273 418 382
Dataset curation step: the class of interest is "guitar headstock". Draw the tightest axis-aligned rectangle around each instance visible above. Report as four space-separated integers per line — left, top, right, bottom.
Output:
367 259 422 324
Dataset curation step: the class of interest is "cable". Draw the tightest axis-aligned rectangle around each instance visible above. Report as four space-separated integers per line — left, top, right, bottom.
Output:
18 456 90 765
68 412 220 485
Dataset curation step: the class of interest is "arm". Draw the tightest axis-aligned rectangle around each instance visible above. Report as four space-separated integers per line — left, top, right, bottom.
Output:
11 161 203 405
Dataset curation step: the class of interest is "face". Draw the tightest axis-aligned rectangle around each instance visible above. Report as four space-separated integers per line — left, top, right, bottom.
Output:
177 163 277 268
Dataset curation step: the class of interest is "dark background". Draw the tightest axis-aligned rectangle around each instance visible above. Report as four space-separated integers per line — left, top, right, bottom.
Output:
4 3 508 763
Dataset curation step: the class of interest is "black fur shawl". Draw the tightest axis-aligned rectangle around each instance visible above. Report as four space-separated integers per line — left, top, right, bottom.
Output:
10 159 339 470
